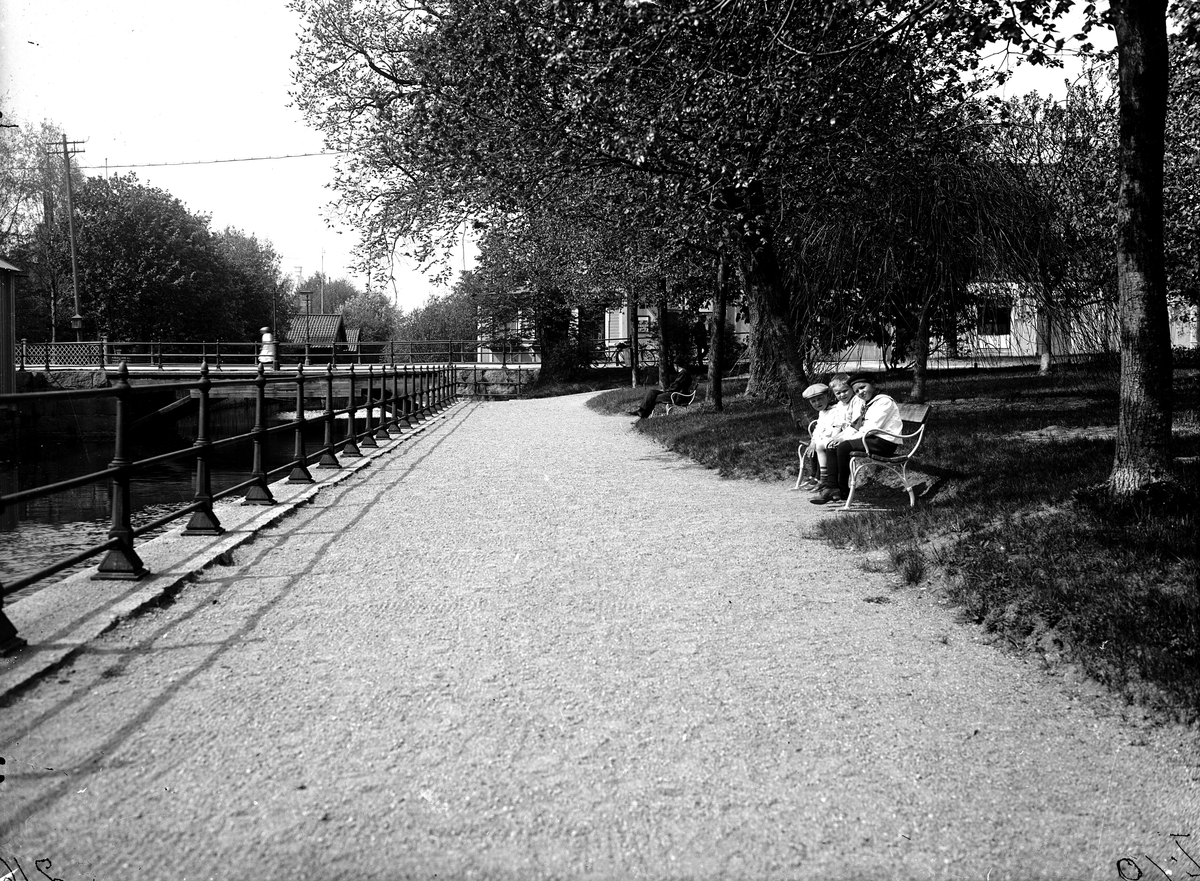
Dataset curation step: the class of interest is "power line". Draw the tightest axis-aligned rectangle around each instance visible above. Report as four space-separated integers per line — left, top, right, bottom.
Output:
76 151 342 170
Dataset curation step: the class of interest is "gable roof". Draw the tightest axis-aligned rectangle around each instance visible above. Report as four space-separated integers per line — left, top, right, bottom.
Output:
283 313 346 346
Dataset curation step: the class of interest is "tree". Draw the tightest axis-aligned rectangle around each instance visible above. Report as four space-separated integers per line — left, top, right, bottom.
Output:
395 287 478 340
340 288 400 341
65 174 223 340
460 207 628 383
212 227 296 341
2 120 83 342
297 271 362 314
14 173 293 343
0 121 62 251
292 0 964 413
1165 21 1200 316
293 0 1180 495
993 65 1119 375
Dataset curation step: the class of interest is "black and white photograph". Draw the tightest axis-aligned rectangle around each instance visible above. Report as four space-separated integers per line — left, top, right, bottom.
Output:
0 0 1197 877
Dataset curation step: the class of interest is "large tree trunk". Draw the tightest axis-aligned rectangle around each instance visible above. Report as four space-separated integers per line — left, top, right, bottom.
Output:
730 186 809 423
909 293 934 403
532 294 577 386
707 246 729 412
1036 304 1053 377
626 285 639 388
1110 1 1175 494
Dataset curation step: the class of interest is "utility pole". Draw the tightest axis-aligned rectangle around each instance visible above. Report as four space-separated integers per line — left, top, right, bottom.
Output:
41 179 58 344
320 249 325 313
46 135 85 342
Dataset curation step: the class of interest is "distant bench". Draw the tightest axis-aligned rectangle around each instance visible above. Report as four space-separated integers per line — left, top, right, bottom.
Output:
651 385 703 417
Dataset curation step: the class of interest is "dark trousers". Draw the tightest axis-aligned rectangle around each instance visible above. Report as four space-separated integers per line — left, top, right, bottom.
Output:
833 437 897 493
638 388 686 420
638 389 667 418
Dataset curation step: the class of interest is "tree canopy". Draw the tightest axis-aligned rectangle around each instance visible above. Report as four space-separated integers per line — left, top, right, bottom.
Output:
9 174 289 343
293 0 1182 495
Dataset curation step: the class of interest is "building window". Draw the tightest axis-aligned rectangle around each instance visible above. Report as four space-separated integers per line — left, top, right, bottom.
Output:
978 304 1012 336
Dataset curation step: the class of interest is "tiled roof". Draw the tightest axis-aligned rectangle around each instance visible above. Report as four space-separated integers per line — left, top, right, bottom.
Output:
284 314 346 345
346 327 361 352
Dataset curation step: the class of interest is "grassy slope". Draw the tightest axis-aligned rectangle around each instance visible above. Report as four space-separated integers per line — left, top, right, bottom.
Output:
586 367 1200 720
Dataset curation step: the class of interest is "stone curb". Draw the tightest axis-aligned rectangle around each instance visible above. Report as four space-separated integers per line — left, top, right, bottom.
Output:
0 403 463 701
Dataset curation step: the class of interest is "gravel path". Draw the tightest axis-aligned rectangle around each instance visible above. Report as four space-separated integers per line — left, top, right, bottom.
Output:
0 394 1196 881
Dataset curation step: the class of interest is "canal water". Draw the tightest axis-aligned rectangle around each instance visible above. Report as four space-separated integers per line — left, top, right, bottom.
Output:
1 401 344 601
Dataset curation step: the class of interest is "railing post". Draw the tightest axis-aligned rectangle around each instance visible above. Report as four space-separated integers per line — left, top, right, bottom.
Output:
214 340 222 370
400 365 412 425
18 338 26 372
391 363 403 431
361 365 380 447
44 342 51 372
94 362 149 580
288 364 314 483
389 340 395 366
373 365 391 440
405 365 419 425
183 361 224 535
316 364 341 469
341 365 363 458
414 365 424 422
244 363 276 504
156 343 164 370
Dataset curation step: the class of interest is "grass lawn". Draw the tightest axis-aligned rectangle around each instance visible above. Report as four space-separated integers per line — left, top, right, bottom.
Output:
586 365 1200 721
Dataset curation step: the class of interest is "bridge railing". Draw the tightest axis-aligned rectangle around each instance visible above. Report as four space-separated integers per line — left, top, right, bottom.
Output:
13 337 669 370
0 360 459 654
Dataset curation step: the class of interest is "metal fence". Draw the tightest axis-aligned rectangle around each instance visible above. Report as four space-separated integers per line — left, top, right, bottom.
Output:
11 338 675 371
0 361 457 654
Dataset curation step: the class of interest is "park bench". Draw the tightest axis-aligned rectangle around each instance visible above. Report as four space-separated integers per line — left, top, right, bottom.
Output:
843 402 931 509
663 387 699 414
651 386 702 417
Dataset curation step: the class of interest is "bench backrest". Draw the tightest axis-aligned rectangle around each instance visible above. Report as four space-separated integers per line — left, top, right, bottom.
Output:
896 403 930 455
897 402 930 430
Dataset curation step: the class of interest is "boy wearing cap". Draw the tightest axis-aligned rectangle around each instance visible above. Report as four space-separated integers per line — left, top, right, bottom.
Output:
798 383 841 491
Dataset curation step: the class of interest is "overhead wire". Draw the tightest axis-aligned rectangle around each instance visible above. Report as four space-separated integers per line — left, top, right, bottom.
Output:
75 151 343 171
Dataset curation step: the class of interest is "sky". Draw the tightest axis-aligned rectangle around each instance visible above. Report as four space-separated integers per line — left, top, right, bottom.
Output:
0 1 1112 315
0 0 470 313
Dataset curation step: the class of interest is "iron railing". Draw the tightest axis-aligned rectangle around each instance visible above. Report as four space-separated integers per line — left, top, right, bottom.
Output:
0 360 458 653
12 338 670 371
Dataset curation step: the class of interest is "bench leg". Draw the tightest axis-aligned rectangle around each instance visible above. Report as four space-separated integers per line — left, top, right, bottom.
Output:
843 459 862 509
794 443 809 490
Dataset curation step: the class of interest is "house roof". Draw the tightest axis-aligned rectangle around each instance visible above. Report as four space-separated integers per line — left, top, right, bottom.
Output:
345 327 361 352
283 314 346 345
0 257 22 273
